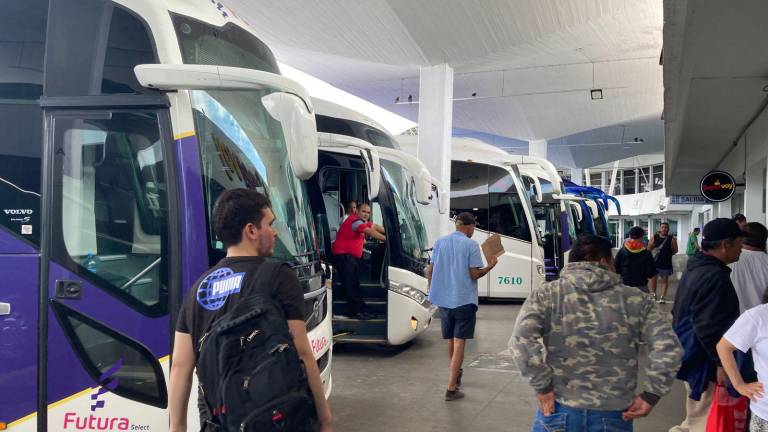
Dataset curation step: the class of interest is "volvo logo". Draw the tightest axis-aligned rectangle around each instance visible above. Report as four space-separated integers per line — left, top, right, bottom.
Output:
3 209 33 215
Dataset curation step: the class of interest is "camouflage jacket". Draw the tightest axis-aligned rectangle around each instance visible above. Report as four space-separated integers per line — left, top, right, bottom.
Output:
509 262 682 410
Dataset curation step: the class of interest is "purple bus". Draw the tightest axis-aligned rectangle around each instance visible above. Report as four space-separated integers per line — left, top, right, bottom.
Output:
0 1 331 430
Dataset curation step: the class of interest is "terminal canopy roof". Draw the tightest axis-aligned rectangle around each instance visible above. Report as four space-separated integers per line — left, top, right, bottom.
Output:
223 0 664 168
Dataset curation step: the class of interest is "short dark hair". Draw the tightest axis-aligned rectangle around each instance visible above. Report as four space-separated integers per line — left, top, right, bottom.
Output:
660 222 669 227
701 237 740 252
733 213 747 222
358 201 372 210
742 222 768 250
212 188 271 248
569 235 613 263
345 200 357 213
693 227 701 233
628 226 645 239
455 212 477 226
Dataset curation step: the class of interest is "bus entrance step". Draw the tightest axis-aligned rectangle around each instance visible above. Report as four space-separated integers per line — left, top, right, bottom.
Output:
332 315 387 337
332 299 386 315
333 333 388 344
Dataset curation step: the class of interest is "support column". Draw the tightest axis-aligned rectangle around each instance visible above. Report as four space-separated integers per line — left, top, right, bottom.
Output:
528 139 547 160
744 157 766 222
416 64 454 245
570 168 584 185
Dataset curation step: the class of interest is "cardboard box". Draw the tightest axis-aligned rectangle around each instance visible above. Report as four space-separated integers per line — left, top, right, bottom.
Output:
481 234 504 262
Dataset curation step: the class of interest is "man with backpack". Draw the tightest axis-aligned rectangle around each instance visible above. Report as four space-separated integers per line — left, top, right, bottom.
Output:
168 189 333 432
614 226 657 293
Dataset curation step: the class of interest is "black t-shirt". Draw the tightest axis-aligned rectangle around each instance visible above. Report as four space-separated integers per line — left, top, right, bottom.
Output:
176 256 304 360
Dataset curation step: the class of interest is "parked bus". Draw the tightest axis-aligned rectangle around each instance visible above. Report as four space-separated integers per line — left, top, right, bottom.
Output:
564 180 621 243
516 160 580 280
310 100 438 344
396 136 546 299
0 1 332 430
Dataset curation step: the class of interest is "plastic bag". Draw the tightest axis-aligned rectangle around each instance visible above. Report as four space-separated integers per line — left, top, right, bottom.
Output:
705 385 749 432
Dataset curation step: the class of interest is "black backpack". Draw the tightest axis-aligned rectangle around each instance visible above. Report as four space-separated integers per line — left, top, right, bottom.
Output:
197 262 317 431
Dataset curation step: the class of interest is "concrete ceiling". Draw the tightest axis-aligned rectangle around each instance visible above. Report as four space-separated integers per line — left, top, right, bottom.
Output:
225 0 664 168
663 0 768 194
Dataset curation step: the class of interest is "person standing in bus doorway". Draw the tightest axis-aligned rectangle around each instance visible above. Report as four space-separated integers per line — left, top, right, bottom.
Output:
343 200 357 220
647 222 678 304
332 201 386 320
168 189 333 432
426 212 498 401
687 227 701 257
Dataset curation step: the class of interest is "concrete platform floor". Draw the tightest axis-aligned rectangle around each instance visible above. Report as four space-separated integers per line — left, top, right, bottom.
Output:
329 293 687 431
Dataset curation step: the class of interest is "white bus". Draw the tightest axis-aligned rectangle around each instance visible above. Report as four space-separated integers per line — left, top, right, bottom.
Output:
0 1 331 430
309 100 438 344
397 136 546 299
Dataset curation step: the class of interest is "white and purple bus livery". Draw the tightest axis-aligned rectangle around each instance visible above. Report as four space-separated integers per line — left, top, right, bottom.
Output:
0 0 332 430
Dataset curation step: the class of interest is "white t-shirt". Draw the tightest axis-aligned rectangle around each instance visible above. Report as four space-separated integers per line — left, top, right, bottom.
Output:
730 249 768 312
724 304 768 420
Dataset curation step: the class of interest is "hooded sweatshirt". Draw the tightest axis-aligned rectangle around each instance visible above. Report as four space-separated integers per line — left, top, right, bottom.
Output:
614 238 657 290
673 253 740 363
510 262 682 410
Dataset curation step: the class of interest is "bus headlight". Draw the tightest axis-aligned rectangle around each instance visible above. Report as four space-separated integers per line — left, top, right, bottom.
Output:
537 265 545 277
389 282 427 305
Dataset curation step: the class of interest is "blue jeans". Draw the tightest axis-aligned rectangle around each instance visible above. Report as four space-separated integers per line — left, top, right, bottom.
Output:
531 402 633 432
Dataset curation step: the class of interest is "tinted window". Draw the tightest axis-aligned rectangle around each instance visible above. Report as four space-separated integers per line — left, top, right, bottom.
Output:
0 0 47 245
51 301 167 408
488 166 531 241
172 14 279 73
450 161 488 228
55 112 169 316
315 115 400 149
622 169 636 195
45 0 157 96
316 115 355 137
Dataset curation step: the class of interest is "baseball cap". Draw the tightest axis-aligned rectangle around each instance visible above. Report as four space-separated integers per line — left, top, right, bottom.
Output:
455 212 477 226
703 218 743 242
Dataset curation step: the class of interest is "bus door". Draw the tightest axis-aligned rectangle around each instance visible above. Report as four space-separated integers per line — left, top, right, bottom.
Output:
486 165 535 297
41 106 177 430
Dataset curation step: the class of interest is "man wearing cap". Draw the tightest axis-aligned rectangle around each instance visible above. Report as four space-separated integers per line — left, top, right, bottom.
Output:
426 212 498 401
670 218 744 432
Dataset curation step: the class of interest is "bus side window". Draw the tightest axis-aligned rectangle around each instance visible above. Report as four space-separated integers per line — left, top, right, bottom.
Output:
488 165 532 242
56 112 169 316
0 0 46 246
450 161 490 229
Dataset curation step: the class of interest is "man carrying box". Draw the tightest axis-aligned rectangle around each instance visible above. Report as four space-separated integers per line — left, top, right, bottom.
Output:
426 212 499 401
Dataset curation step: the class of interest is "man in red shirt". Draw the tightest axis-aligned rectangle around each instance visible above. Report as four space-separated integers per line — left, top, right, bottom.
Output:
332 202 386 320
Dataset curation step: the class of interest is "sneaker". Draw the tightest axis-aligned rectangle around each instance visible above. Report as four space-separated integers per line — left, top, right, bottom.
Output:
658 297 667 305
445 389 465 401
456 368 463 388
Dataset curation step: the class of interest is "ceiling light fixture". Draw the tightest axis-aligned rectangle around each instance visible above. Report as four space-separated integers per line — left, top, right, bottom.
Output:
590 89 603 100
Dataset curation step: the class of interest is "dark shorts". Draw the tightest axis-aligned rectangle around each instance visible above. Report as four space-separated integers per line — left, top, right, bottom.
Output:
656 268 673 278
439 304 478 339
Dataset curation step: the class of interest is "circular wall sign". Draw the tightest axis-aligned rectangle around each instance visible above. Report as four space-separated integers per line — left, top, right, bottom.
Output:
700 171 736 202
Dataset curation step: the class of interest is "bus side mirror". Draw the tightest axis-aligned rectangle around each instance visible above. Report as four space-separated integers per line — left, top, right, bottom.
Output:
262 92 318 180
362 148 381 199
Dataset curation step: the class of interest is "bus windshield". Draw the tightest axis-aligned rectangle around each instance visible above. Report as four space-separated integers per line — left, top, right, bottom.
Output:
381 159 429 262
192 89 315 263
